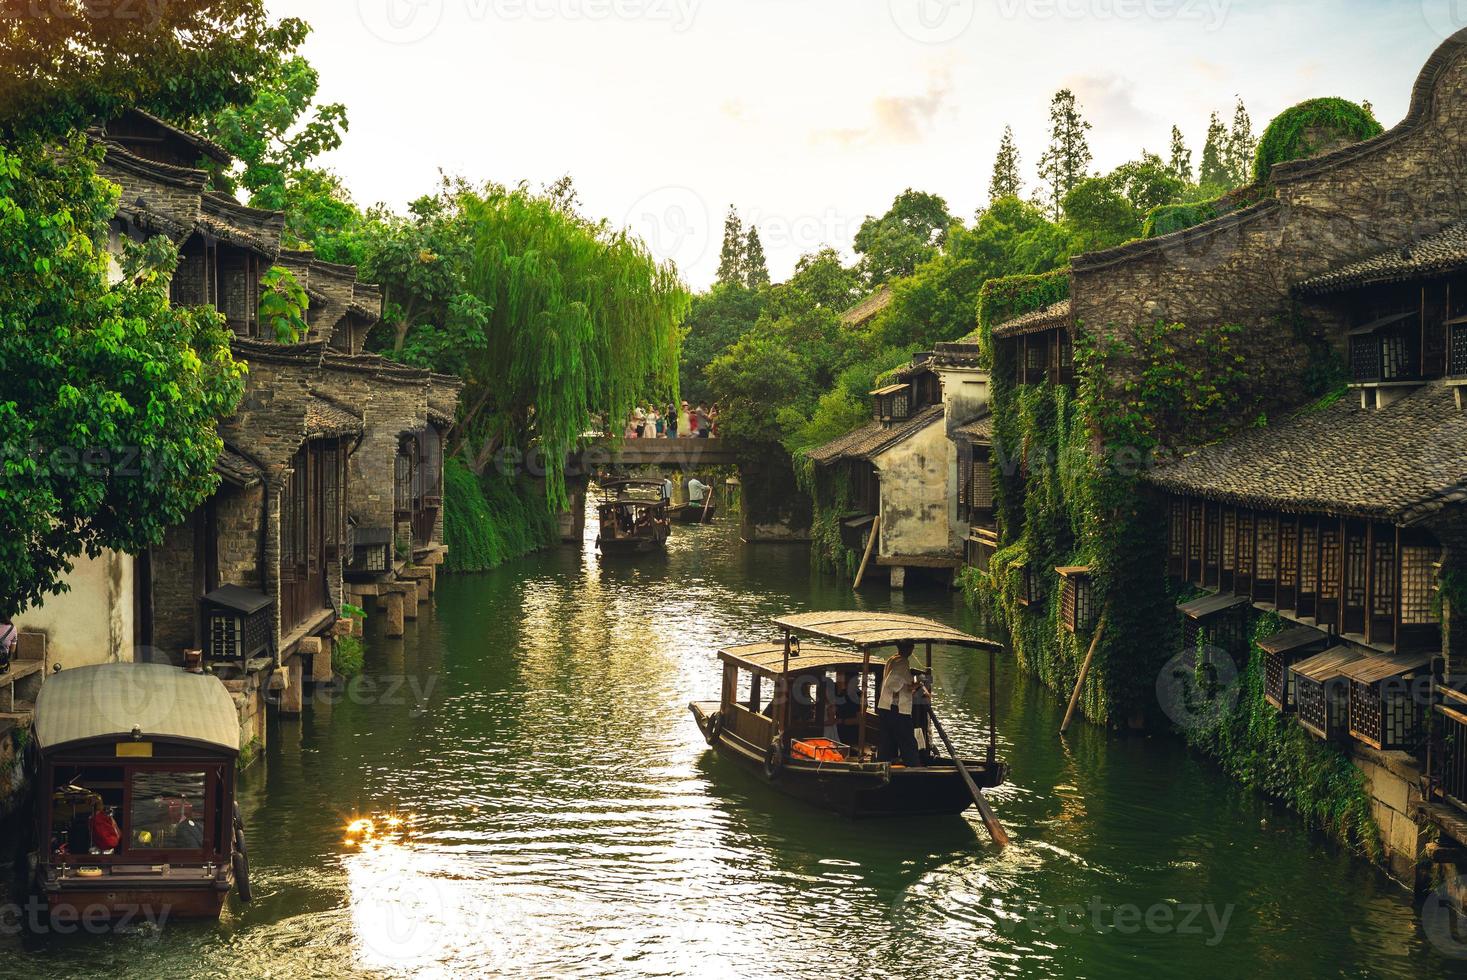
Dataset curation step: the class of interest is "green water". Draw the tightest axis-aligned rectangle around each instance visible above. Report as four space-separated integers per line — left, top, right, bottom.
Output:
4 521 1465 978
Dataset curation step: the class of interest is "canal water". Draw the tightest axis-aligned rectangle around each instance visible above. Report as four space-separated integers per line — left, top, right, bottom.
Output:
4 520 1467 978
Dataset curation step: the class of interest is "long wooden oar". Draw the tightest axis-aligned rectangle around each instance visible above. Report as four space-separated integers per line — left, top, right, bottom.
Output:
927 702 1009 847
701 487 715 524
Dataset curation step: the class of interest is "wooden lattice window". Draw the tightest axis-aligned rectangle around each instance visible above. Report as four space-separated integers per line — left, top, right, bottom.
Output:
1221 509 1236 571
1401 543 1441 625
1319 527 1341 600
1026 339 1048 375
1235 510 1255 593
1255 515 1276 579
1168 498 1186 561
1350 335 1378 382
322 443 342 561
892 392 910 419
1370 535 1396 618
1350 679 1382 746
1380 332 1414 380
1450 322 1467 376
971 455 993 512
1343 532 1367 608
1203 505 1221 584
1352 673 1428 751
1300 522 1319 598
1279 518 1298 588
1058 567 1096 635
1187 501 1203 564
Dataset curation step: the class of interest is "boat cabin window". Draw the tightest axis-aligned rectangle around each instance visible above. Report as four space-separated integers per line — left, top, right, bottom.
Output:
49 766 125 858
130 770 209 853
47 764 220 861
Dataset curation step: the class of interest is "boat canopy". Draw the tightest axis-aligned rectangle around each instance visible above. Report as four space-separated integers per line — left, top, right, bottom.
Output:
771 611 1003 652
34 663 240 756
718 642 868 678
599 479 664 502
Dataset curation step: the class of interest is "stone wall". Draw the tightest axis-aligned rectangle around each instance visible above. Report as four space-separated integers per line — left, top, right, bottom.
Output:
16 551 133 670
1351 745 1427 886
1069 29 1467 411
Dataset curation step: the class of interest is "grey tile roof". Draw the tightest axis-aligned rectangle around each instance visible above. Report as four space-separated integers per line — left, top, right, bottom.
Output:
954 408 993 444
840 287 892 327
992 299 1071 339
807 404 945 465
1146 383 1467 523
1296 221 1467 295
215 446 262 487
305 395 365 438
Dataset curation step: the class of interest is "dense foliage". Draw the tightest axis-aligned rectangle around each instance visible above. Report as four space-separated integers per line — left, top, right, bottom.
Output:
0 139 245 614
0 1 297 141
443 458 558 573
1253 98 1383 184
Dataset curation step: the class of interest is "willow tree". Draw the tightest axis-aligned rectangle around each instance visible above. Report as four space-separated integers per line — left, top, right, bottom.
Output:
456 186 688 505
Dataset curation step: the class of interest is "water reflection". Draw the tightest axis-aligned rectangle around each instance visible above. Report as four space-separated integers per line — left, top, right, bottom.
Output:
2 520 1465 978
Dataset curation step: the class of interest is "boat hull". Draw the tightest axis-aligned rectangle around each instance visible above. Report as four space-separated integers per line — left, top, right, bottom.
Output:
689 702 1006 819
668 503 716 524
596 532 668 555
40 875 231 920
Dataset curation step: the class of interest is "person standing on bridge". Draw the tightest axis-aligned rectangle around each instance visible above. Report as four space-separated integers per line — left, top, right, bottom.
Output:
678 401 692 438
647 405 662 438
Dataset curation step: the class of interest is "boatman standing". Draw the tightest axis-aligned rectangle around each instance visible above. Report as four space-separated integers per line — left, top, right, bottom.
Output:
687 477 708 506
878 642 922 767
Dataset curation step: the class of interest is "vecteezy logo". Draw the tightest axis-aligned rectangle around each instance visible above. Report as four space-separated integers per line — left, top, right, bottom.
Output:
1422 884 1467 959
1156 643 1239 732
358 0 446 45
888 0 977 44
1421 0 1467 43
622 186 711 274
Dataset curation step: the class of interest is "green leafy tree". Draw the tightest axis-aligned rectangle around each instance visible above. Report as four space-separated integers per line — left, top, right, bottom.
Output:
787 248 862 311
0 1 297 141
273 167 365 264
457 185 689 502
853 189 953 287
705 333 809 446
1198 112 1230 194
988 125 1022 204
0 139 245 614
716 206 745 287
1037 89 1093 220
679 283 766 404
180 24 348 205
1224 98 1257 188
744 227 770 288
258 266 309 342
1063 177 1142 252
960 196 1072 279
1108 154 1186 217
1168 125 1193 183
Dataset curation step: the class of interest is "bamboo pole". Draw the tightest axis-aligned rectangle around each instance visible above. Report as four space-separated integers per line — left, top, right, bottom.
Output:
701 486 715 524
853 516 881 590
1060 612 1108 735
928 703 1009 847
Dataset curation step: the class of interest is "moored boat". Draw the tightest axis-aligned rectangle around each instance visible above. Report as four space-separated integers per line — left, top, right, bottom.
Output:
667 501 717 524
26 662 252 921
594 480 671 555
690 612 1009 830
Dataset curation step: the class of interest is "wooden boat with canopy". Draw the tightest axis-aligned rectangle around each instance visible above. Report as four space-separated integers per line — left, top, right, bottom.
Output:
667 500 717 525
594 479 670 555
25 662 252 920
689 612 1009 837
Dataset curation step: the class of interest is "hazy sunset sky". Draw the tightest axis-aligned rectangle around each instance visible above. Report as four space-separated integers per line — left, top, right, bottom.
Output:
272 0 1463 289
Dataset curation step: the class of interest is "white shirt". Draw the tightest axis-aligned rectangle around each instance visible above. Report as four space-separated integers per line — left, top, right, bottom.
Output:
687 479 707 502
879 656 915 715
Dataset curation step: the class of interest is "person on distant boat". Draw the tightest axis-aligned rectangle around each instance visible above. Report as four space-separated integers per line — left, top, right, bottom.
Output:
687 477 708 506
832 671 862 746
661 476 674 506
878 642 921 767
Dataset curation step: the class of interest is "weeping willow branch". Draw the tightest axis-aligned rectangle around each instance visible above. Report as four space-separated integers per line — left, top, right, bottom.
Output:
458 187 688 507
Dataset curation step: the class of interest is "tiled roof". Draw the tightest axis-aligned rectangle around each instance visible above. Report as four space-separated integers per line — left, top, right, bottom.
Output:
992 299 1071 339
807 404 945 465
215 446 261 487
930 341 984 370
954 408 993 444
840 287 892 327
1295 221 1467 295
1146 383 1467 523
305 395 364 438
199 193 284 257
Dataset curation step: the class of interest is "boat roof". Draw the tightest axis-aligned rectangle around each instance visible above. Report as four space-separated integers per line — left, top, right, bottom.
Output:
771 611 1002 651
718 642 868 677
602 479 664 489
35 663 240 756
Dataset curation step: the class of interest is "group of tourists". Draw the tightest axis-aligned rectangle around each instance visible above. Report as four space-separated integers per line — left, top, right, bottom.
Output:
624 401 718 439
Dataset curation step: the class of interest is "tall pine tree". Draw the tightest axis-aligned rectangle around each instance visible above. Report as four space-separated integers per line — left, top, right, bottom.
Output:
1224 98 1257 188
1168 125 1193 183
716 206 745 287
1198 111 1230 192
744 227 770 288
988 125 1022 203
1037 89 1093 220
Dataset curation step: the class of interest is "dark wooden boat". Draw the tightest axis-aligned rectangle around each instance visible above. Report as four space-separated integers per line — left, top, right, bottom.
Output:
689 612 1009 821
25 663 252 921
595 479 670 555
667 501 717 524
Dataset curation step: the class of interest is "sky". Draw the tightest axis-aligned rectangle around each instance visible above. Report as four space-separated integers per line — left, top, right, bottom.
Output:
271 0 1464 291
